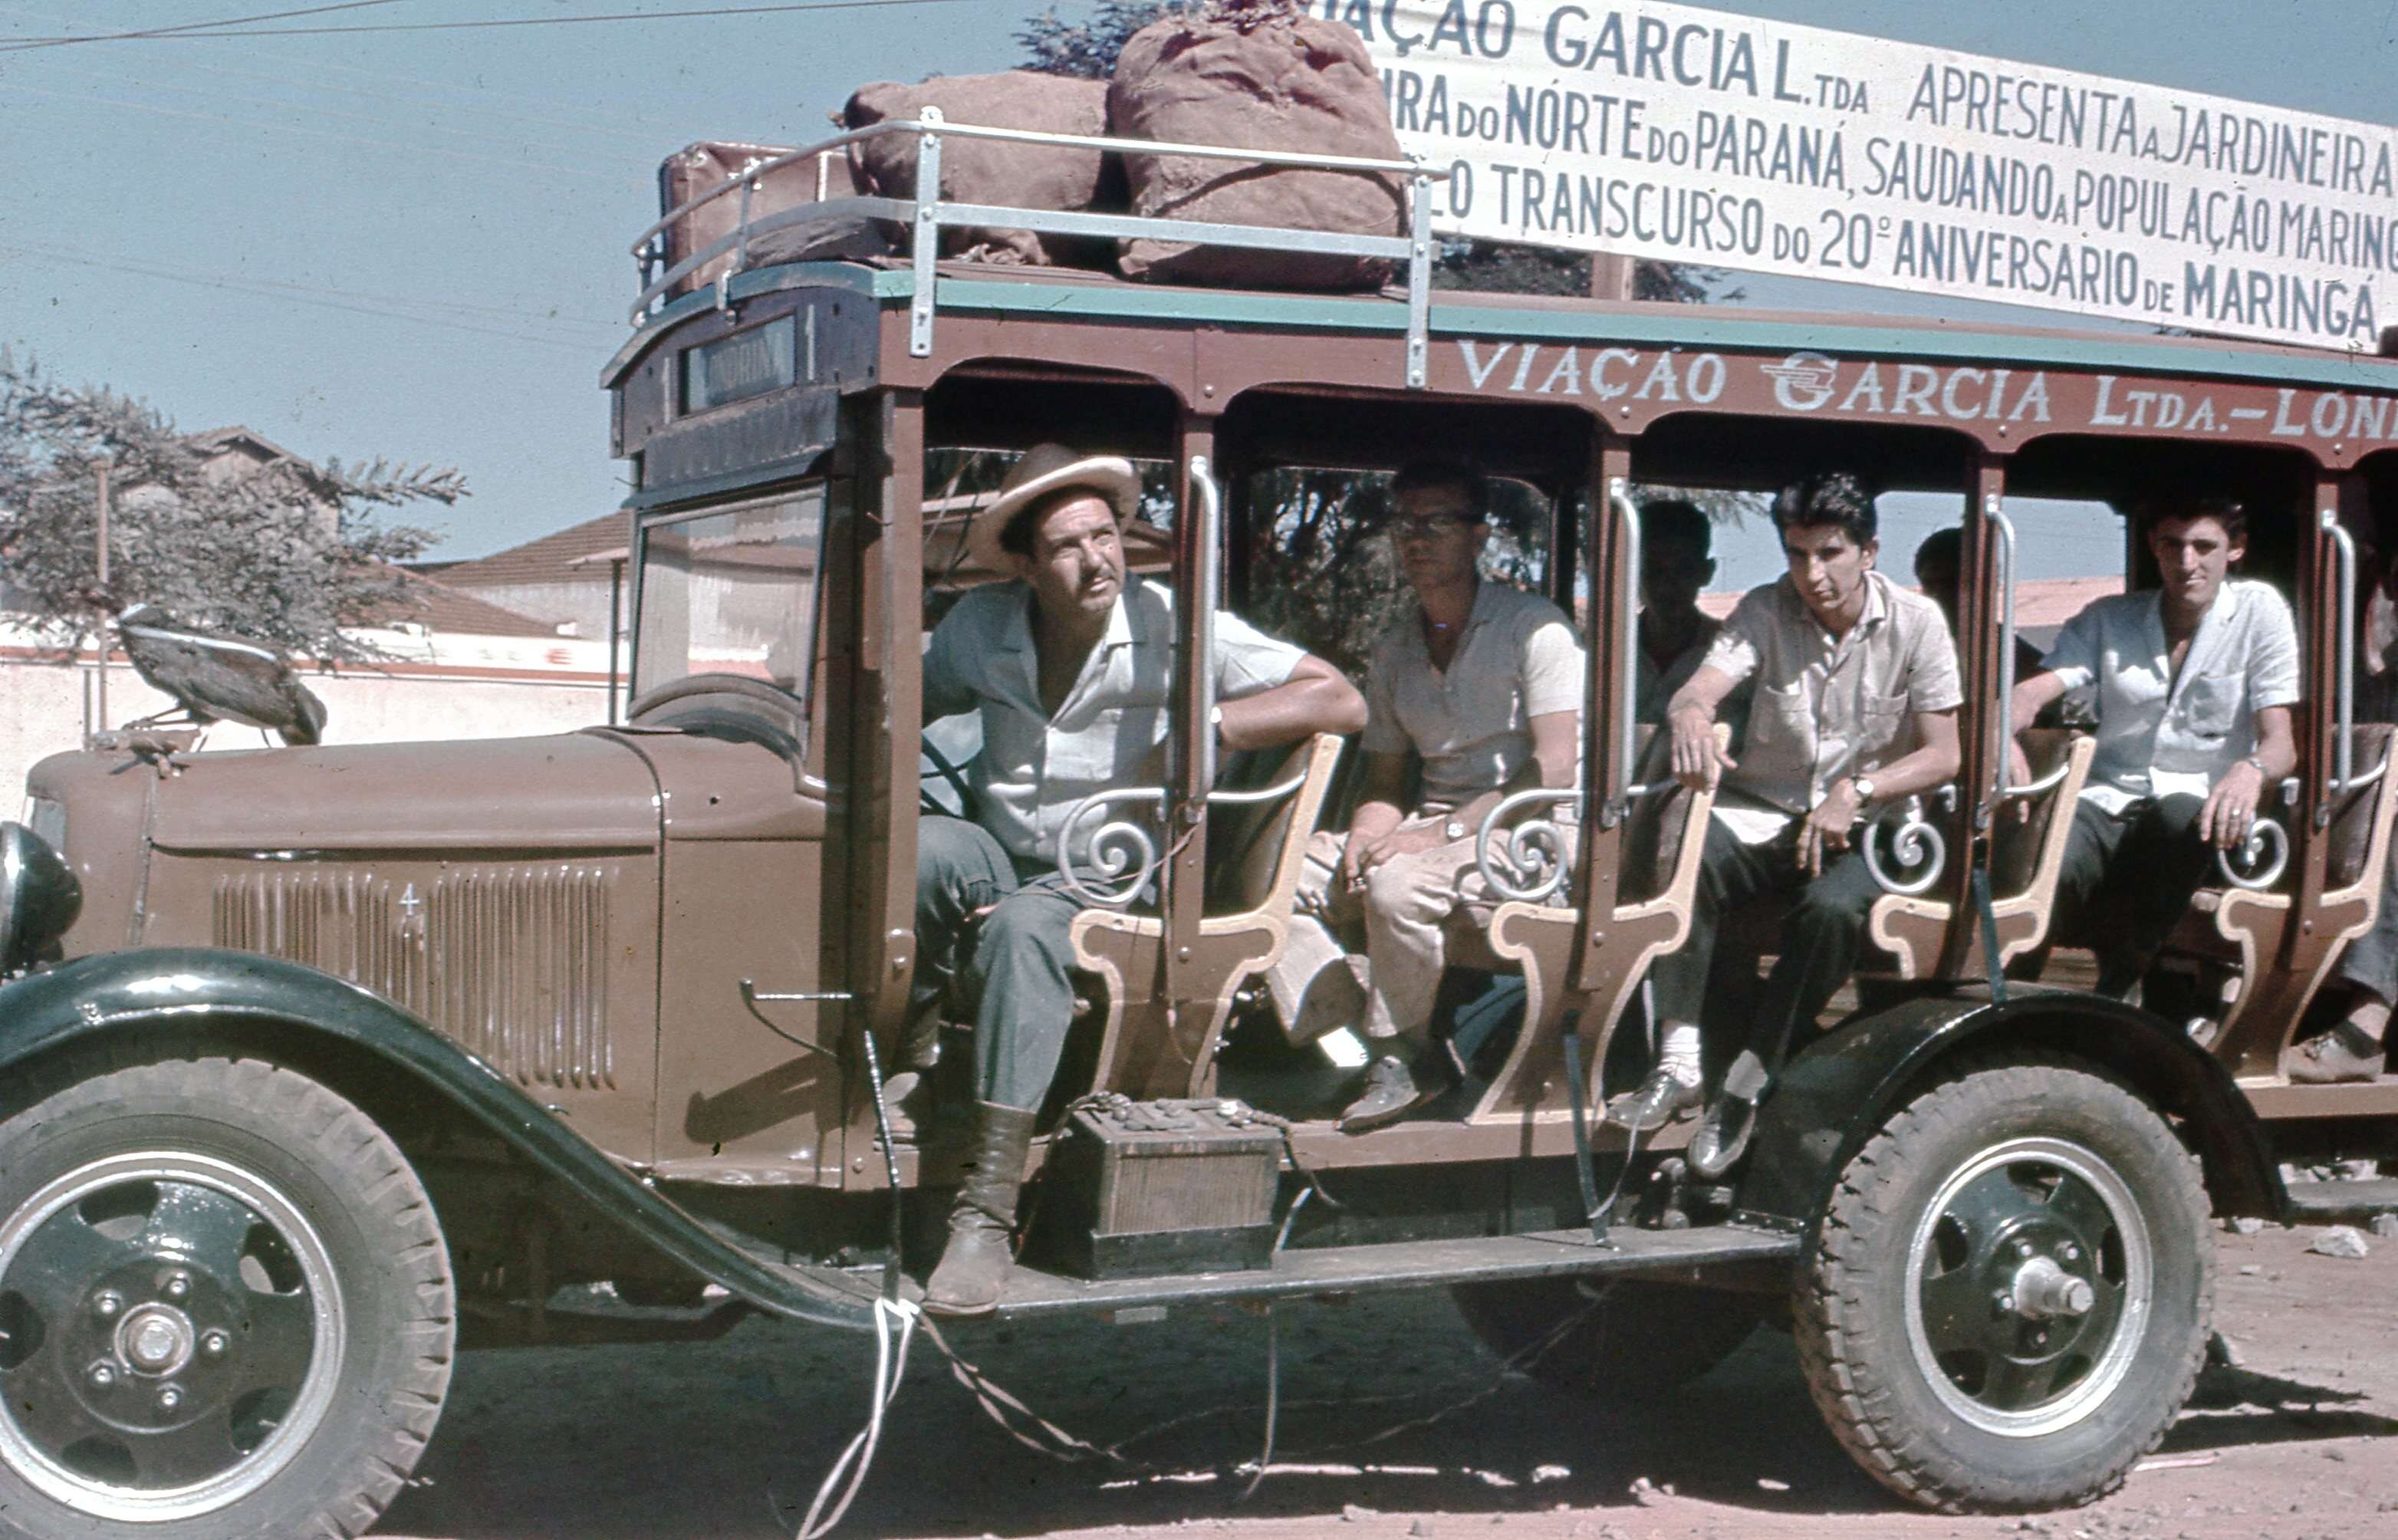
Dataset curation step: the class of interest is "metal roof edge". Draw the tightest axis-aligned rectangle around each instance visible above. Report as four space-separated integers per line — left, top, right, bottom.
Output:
604 261 2398 399
602 265 905 387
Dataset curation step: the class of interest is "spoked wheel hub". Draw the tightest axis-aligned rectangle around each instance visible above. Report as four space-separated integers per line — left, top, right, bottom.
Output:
1904 1135 2149 1437
0 1151 343 1522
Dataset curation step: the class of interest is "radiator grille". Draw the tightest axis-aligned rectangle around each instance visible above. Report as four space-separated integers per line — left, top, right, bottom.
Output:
212 866 617 1089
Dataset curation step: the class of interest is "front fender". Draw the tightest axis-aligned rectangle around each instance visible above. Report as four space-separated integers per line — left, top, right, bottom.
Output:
1734 989 2285 1236
0 949 877 1331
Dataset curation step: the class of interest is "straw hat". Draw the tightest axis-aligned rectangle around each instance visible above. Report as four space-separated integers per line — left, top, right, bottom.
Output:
965 443 1141 574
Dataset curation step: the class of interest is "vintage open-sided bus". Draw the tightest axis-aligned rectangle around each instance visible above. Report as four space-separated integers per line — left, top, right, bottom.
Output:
3 114 2397 1537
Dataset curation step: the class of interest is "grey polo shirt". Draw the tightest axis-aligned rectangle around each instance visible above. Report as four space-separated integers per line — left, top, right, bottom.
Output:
1701 570 1962 837
2041 579 2301 815
1361 581 1585 809
923 575 1308 862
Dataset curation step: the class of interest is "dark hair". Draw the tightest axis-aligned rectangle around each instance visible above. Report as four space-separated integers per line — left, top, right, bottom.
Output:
1640 498 1712 557
1913 526 1963 571
2135 493 2247 545
998 487 1092 560
1770 471 1877 546
1390 460 1491 523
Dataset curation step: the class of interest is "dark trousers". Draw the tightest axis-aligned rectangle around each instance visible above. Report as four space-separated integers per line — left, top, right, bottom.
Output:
915 815 1091 1111
1648 817 1884 1055
2051 795 2212 998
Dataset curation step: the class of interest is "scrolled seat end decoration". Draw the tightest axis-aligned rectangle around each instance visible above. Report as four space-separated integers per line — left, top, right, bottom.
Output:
1862 797 1948 897
2216 815 2289 891
1475 787 1583 904
1054 787 1166 908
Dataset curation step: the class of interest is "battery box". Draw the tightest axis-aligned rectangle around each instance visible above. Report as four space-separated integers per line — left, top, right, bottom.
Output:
1032 1097 1285 1280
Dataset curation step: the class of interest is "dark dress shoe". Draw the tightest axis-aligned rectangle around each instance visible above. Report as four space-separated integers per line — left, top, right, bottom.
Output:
1605 1065 1702 1131
1688 1092 1759 1178
1339 1054 1445 1134
2288 1022 2386 1084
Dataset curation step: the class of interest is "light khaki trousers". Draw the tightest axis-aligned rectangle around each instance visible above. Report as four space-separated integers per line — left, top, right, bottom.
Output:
1273 818 1485 1051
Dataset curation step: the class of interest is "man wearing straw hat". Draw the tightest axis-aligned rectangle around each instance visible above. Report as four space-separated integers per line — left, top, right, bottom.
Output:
913 443 1366 1315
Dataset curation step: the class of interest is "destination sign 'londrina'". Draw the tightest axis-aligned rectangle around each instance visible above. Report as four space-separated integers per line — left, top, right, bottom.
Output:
1329 0 2398 351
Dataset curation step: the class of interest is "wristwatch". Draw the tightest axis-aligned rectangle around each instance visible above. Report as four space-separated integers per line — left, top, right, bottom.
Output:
1444 818 1469 841
1849 775 1877 805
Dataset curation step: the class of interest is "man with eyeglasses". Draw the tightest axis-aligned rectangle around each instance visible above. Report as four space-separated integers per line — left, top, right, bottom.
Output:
1271 461 1585 1131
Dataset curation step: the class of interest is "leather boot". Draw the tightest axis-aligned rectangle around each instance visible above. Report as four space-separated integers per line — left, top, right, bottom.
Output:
923 1100 1038 1317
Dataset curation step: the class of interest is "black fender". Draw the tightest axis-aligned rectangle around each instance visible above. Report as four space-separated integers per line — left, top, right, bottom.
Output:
0 948 878 1331
1733 988 2286 1236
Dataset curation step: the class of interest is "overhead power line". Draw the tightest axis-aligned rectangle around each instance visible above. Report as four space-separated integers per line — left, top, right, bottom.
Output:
0 242 612 354
1 1 404 52
0 0 982 50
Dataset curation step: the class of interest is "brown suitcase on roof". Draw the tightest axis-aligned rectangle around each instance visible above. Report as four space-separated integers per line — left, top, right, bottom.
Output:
653 139 888 298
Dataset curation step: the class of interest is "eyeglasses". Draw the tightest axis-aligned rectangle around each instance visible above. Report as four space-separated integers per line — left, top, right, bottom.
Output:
1388 515 1476 542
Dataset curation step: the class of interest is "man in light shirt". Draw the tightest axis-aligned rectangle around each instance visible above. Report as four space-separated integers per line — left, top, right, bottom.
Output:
1623 472 1962 1170
1274 462 1584 1132
913 443 1365 1314
2007 495 2299 1001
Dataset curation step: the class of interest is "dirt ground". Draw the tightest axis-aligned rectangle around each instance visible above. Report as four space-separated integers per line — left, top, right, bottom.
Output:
377 1222 2398 1540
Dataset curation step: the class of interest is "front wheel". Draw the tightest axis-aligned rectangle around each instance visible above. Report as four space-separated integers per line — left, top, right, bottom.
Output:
1794 1054 2212 1513
0 1050 454 1538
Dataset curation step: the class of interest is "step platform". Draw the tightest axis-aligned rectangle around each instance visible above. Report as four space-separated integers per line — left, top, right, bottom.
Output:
991 1221 1800 1321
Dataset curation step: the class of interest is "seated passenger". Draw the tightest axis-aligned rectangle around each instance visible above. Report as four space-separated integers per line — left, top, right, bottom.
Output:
2293 550 2398 1082
1913 526 2047 689
1273 461 1584 1132
2007 495 2298 1001
1622 472 1962 1168
1635 499 1722 725
914 443 1366 1315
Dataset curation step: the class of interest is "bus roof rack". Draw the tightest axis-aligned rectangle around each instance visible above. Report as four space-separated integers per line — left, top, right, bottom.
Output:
633 108 1448 387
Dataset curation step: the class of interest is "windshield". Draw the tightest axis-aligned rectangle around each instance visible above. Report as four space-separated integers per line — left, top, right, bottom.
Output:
631 488 825 701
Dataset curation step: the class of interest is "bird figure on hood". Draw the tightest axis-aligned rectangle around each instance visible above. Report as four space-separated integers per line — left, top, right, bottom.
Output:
112 604 329 748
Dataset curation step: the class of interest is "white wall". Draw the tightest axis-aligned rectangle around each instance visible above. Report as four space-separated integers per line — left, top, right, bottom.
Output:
1 639 613 811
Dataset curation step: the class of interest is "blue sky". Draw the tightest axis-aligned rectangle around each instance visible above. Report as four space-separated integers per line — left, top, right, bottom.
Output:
4 1 2394 574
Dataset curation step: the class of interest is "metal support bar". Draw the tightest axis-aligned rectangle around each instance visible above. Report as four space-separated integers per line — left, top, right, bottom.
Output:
909 107 943 358
1189 456 1223 798
1991 498 2018 798
1405 173 1433 389
2326 505 2357 796
1607 480 1640 826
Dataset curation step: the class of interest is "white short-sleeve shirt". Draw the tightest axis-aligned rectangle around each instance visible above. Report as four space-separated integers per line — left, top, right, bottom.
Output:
1361 581 1584 810
2040 580 2301 814
923 575 1307 862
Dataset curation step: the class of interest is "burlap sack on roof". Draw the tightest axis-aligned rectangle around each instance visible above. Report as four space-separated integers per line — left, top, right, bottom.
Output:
656 141 889 298
1107 1 1405 291
844 71 1121 268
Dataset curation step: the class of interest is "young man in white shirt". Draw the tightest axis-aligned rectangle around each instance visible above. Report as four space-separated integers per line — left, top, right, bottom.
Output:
1627 472 1962 1170
2007 495 2299 1001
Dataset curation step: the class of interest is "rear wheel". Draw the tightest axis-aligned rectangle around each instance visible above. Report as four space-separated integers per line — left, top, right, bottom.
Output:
1794 1055 2211 1512
0 1051 453 1538
1452 1276 1765 1400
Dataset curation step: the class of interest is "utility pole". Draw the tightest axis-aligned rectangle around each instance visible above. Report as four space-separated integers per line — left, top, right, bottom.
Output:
1589 252 1636 301
93 462 110 737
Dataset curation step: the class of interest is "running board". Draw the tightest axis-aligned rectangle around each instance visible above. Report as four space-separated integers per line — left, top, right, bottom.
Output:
992 1222 1799 1321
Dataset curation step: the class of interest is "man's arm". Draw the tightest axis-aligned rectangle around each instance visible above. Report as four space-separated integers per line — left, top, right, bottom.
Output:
1798 709 1960 876
2196 703 2296 848
1666 664 1742 789
1350 707 1578 874
1217 653 1366 749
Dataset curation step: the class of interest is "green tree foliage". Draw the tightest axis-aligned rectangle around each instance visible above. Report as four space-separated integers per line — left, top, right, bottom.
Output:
0 351 462 663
